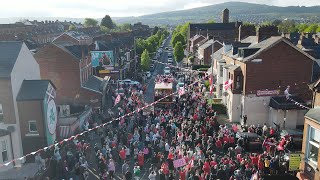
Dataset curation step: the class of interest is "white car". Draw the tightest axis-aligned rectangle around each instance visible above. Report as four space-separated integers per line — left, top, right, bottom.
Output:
118 79 140 85
164 67 171 75
168 58 173 63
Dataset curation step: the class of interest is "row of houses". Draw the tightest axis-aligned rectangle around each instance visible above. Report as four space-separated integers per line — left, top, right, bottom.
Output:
185 8 320 180
0 23 152 172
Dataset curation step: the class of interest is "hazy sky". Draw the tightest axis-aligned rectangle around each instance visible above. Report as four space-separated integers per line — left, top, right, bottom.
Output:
1 0 320 18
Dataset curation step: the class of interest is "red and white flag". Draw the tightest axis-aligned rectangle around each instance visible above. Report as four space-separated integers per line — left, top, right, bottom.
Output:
223 79 233 90
114 94 121 106
210 84 214 95
178 87 185 97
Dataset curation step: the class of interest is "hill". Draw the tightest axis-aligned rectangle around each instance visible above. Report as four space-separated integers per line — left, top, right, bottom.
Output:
113 2 320 26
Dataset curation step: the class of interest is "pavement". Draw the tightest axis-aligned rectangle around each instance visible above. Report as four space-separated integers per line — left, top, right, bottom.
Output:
0 163 38 180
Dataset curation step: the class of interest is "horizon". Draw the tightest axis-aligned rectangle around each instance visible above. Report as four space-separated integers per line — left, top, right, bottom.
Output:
1 0 320 20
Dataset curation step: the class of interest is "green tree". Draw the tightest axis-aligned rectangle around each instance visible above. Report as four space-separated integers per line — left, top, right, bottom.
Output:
278 20 297 33
84 18 98 27
317 26 320 33
272 19 282 26
174 41 184 63
69 24 76 31
118 23 132 31
100 26 110 33
297 24 309 32
159 34 165 46
171 33 185 48
304 24 319 33
141 49 150 71
207 20 216 24
153 26 159 35
179 22 190 41
101 15 114 29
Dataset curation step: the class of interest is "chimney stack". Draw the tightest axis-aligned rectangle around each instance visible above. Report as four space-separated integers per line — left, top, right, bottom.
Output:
222 8 229 23
256 25 279 42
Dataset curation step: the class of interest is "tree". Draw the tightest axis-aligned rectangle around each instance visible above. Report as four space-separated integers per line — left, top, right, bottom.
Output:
69 24 76 31
278 20 297 33
174 41 184 63
100 26 110 33
171 33 185 48
84 18 98 27
272 19 282 26
180 22 190 41
118 23 132 32
304 24 319 33
101 15 114 29
159 34 165 46
297 24 308 32
153 26 159 35
317 26 320 33
207 20 216 24
141 49 150 71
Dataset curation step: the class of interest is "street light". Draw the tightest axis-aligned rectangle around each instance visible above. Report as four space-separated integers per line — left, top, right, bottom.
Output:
134 36 144 80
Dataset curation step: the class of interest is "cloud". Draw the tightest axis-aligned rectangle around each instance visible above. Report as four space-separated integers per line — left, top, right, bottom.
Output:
0 0 320 18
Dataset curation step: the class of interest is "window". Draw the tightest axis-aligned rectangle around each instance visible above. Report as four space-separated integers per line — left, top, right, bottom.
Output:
1 140 8 162
29 121 38 133
219 65 223 77
0 104 3 122
307 126 320 165
236 76 241 89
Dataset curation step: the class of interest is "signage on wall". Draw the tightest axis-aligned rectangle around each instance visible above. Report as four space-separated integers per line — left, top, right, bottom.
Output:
47 100 57 134
289 153 301 171
256 89 280 96
44 83 57 145
91 51 114 70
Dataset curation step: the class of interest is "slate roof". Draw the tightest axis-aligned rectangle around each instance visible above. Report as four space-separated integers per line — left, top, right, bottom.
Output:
190 22 238 31
0 41 23 78
199 39 215 50
0 129 10 137
82 75 104 93
239 36 315 62
240 36 257 44
63 45 89 59
190 35 205 42
305 108 320 123
214 48 224 61
17 80 55 101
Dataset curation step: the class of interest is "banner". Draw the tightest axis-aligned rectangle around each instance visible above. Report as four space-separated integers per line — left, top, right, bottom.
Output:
289 153 301 171
173 158 187 168
91 51 114 69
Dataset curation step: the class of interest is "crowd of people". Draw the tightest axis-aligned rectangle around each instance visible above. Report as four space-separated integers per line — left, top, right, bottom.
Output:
34 75 293 180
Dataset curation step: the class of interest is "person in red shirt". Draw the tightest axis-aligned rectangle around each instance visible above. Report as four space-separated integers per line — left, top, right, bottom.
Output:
202 160 210 175
215 138 222 149
250 153 259 166
119 148 126 161
270 127 275 136
228 135 235 145
137 151 144 167
179 169 186 180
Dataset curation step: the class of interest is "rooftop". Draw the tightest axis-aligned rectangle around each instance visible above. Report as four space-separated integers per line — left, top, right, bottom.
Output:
305 108 320 123
190 22 239 31
0 41 23 78
269 95 308 110
82 75 105 94
17 80 55 101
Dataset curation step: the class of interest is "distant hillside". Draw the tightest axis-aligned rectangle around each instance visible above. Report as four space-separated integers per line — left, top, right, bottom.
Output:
113 2 320 26
1 2 320 26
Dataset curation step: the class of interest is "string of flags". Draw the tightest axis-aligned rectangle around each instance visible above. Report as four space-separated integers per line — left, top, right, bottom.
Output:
284 85 310 110
0 67 209 168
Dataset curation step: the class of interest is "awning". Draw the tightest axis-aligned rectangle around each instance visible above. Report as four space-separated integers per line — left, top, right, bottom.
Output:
269 96 307 110
58 117 80 138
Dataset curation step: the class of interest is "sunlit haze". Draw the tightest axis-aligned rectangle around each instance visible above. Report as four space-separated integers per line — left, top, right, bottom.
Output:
1 0 320 18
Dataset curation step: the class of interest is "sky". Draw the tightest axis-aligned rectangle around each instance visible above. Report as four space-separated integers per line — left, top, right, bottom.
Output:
1 0 320 18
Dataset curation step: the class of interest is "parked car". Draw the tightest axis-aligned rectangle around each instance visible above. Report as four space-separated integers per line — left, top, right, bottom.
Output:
236 132 263 152
150 64 154 71
118 79 140 85
164 67 171 75
168 58 173 63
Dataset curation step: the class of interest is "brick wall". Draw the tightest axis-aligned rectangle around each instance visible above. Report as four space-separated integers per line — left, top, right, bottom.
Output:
34 44 101 106
245 40 313 100
0 79 16 124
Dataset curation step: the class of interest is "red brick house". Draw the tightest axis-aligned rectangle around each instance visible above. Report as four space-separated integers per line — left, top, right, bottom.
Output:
34 43 104 107
197 40 223 65
220 36 315 127
189 35 206 53
53 31 93 45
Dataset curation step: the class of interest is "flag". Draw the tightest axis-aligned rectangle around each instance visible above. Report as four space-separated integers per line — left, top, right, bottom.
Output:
223 79 233 90
114 94 121 106
210 84 214 95
178 87 185 97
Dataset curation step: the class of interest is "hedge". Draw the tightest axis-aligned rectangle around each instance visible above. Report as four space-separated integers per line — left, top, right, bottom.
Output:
192 65 210 70
211 103 227 114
